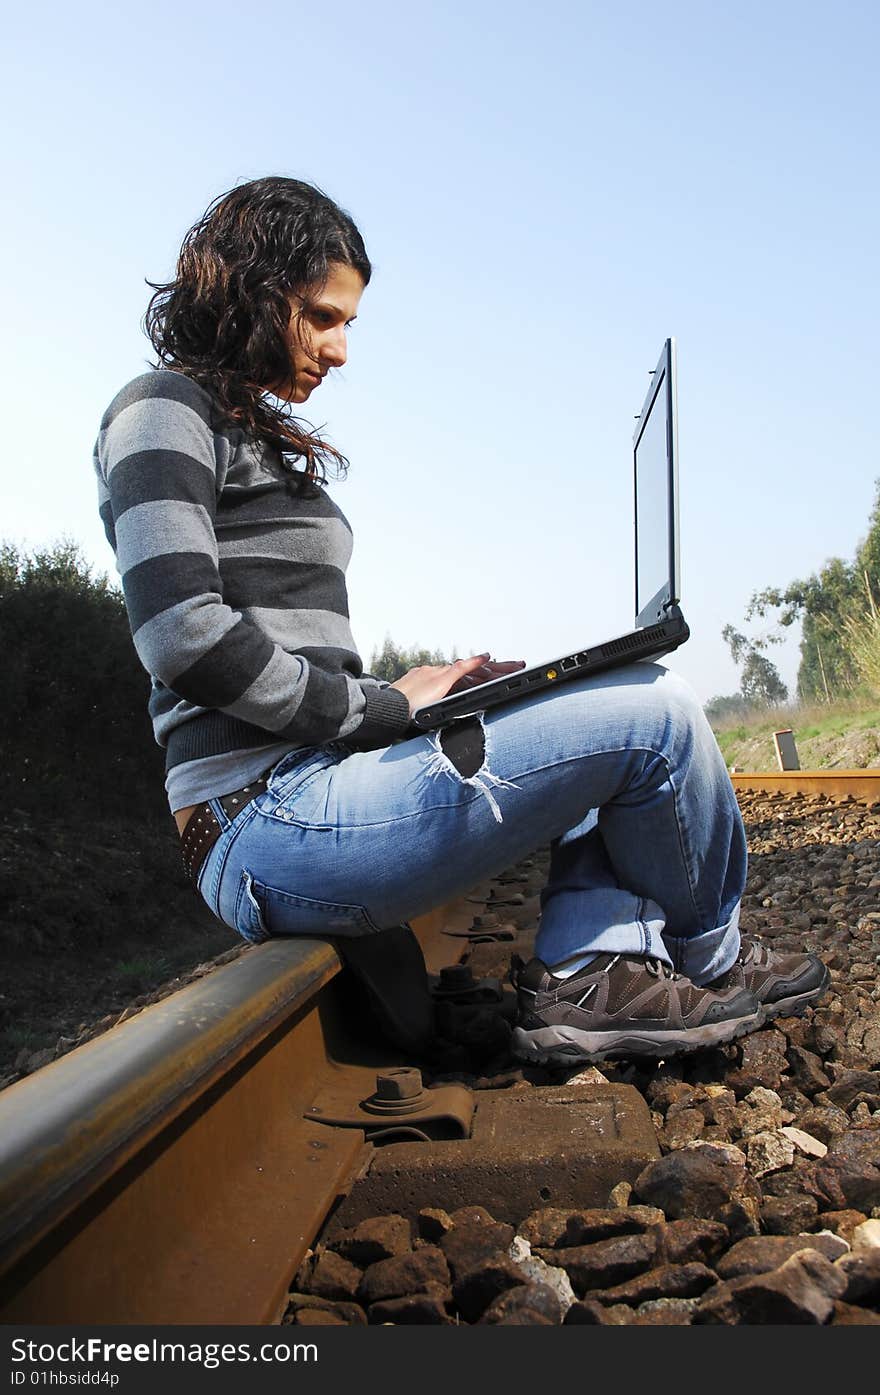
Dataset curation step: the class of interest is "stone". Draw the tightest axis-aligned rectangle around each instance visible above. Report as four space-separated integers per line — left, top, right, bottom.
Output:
727 1249 847 1324
24 1048 55 1074
284 1292 367 1325
780 1126 828 1159
737 1087 785 1137
647 1079 699 1112
779 1088 813 1118
760 1194 819 1235
796 1105 850 1145
813 1024 841 1057
851 1219 880 1251
692 1281 741 1325
682 1141 748 1167
358 1247 450 1305
308 1249 363 1302
563 1066 610 1087
451 1255 528 1323
506 1239 575 1312
797 1161 848 1212
658 1218 730 1265
294 1309 347 1325
448 1205 497 1227
634 1148 762 1239
331 1214 412 1266
821 1069 880 1109
480 1282 563 1325
564 1206 666 1247
820 1209 869 1245
439 1221 515 1279
588 1262 717 1307
609 1182 633 1207
630 1297 697 1324
702 1126 735 1144
368 1293 452 1325
563 1299 633 1324
715 1233 848 1279
851 1101 877 1125
862 1019 880 1068
822 1127 880 1210
831 1301 880 1325
518 1205 662 1249
761 1167 818 1200
835 1249 880 1303
786 1045 832 1096
547 1232 658 1295
660 1108 705 1150
746 1130 796 1177
699 1087 739 1134
726 1029 789 1095
493 1309 556 1325
417 1208 453 1243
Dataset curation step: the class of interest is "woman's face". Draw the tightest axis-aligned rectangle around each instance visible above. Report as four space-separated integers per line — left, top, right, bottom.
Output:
280 262 365 404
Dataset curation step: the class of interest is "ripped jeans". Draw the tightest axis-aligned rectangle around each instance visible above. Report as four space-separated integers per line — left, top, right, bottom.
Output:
197 662 748 984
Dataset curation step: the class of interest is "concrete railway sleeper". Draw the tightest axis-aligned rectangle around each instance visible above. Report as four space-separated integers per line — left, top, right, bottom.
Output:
1 772 879 1326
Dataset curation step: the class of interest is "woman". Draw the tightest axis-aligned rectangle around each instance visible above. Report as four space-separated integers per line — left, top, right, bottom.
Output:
94 176 827 1063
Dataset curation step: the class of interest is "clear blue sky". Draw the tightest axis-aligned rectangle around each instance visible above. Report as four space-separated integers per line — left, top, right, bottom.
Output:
3 0 878 702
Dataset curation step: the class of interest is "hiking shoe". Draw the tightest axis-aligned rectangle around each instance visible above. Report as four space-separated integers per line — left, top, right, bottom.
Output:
510 952 762 1065
705 936 830 1023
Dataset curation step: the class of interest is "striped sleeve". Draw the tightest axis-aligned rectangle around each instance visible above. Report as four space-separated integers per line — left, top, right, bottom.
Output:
95 372 411 748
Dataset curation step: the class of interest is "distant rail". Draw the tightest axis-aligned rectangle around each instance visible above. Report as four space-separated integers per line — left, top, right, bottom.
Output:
729 769 880 801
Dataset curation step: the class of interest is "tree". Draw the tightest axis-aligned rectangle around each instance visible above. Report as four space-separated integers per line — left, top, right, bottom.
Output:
746 557 859 700
721 624 788 708
744 478 880 700
0 538 161 813
704 693 751 724
368 634 456 682
855 477 880 582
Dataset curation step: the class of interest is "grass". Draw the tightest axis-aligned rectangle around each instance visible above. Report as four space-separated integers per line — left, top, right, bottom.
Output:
115 954 178 986
711 692 880 770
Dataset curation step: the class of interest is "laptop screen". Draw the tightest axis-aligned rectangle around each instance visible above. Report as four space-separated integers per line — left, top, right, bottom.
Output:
633 338 679 627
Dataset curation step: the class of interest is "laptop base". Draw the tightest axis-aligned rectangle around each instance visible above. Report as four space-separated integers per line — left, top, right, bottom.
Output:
410 611 690 732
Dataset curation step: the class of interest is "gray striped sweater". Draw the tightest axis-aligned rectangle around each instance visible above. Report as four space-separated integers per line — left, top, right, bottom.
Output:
94 369 412 810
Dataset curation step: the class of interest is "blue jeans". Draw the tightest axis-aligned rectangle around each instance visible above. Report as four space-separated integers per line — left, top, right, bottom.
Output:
197 663 747 984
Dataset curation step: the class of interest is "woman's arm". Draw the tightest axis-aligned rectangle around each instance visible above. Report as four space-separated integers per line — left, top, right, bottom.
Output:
95 371 411 749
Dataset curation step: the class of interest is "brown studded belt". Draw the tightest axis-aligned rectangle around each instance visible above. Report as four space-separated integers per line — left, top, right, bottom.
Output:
179 776 269 887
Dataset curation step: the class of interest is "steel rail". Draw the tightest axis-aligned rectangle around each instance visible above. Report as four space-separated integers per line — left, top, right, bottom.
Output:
730 769 880 801
0 896 480 1326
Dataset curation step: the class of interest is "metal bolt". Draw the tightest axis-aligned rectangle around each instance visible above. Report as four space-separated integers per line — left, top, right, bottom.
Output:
375 1067 423 1101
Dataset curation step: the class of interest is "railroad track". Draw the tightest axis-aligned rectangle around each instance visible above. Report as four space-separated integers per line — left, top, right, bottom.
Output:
1 769 877 1327
730 769 880 802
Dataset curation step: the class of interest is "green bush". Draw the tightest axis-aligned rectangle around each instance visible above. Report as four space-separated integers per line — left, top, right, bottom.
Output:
0 540 164 816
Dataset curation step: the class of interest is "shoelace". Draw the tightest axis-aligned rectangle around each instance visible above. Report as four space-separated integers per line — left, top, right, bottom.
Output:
645 957 684 982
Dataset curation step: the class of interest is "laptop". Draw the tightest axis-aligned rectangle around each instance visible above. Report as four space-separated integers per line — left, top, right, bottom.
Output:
410 337 690 731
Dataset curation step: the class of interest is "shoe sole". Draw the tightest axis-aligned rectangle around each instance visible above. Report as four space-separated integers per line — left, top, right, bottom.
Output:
756 964 831 1026
511 1011 763 1066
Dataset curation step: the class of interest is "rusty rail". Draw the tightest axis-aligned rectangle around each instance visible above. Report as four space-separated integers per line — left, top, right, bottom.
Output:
730 769 880 802
0 895 481 1326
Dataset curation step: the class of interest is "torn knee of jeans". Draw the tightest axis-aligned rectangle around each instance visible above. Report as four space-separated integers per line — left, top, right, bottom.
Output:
439 716 485 776
424 714 521 824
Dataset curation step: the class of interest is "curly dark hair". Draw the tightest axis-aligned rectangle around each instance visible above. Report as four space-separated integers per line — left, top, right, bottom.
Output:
144 176 371 482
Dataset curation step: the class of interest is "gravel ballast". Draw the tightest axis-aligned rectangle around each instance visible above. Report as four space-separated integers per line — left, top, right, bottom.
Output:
288 788 880 1326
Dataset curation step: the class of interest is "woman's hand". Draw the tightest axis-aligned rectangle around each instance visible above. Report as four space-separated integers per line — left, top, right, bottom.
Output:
390 653 526 714
446 657 527 693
